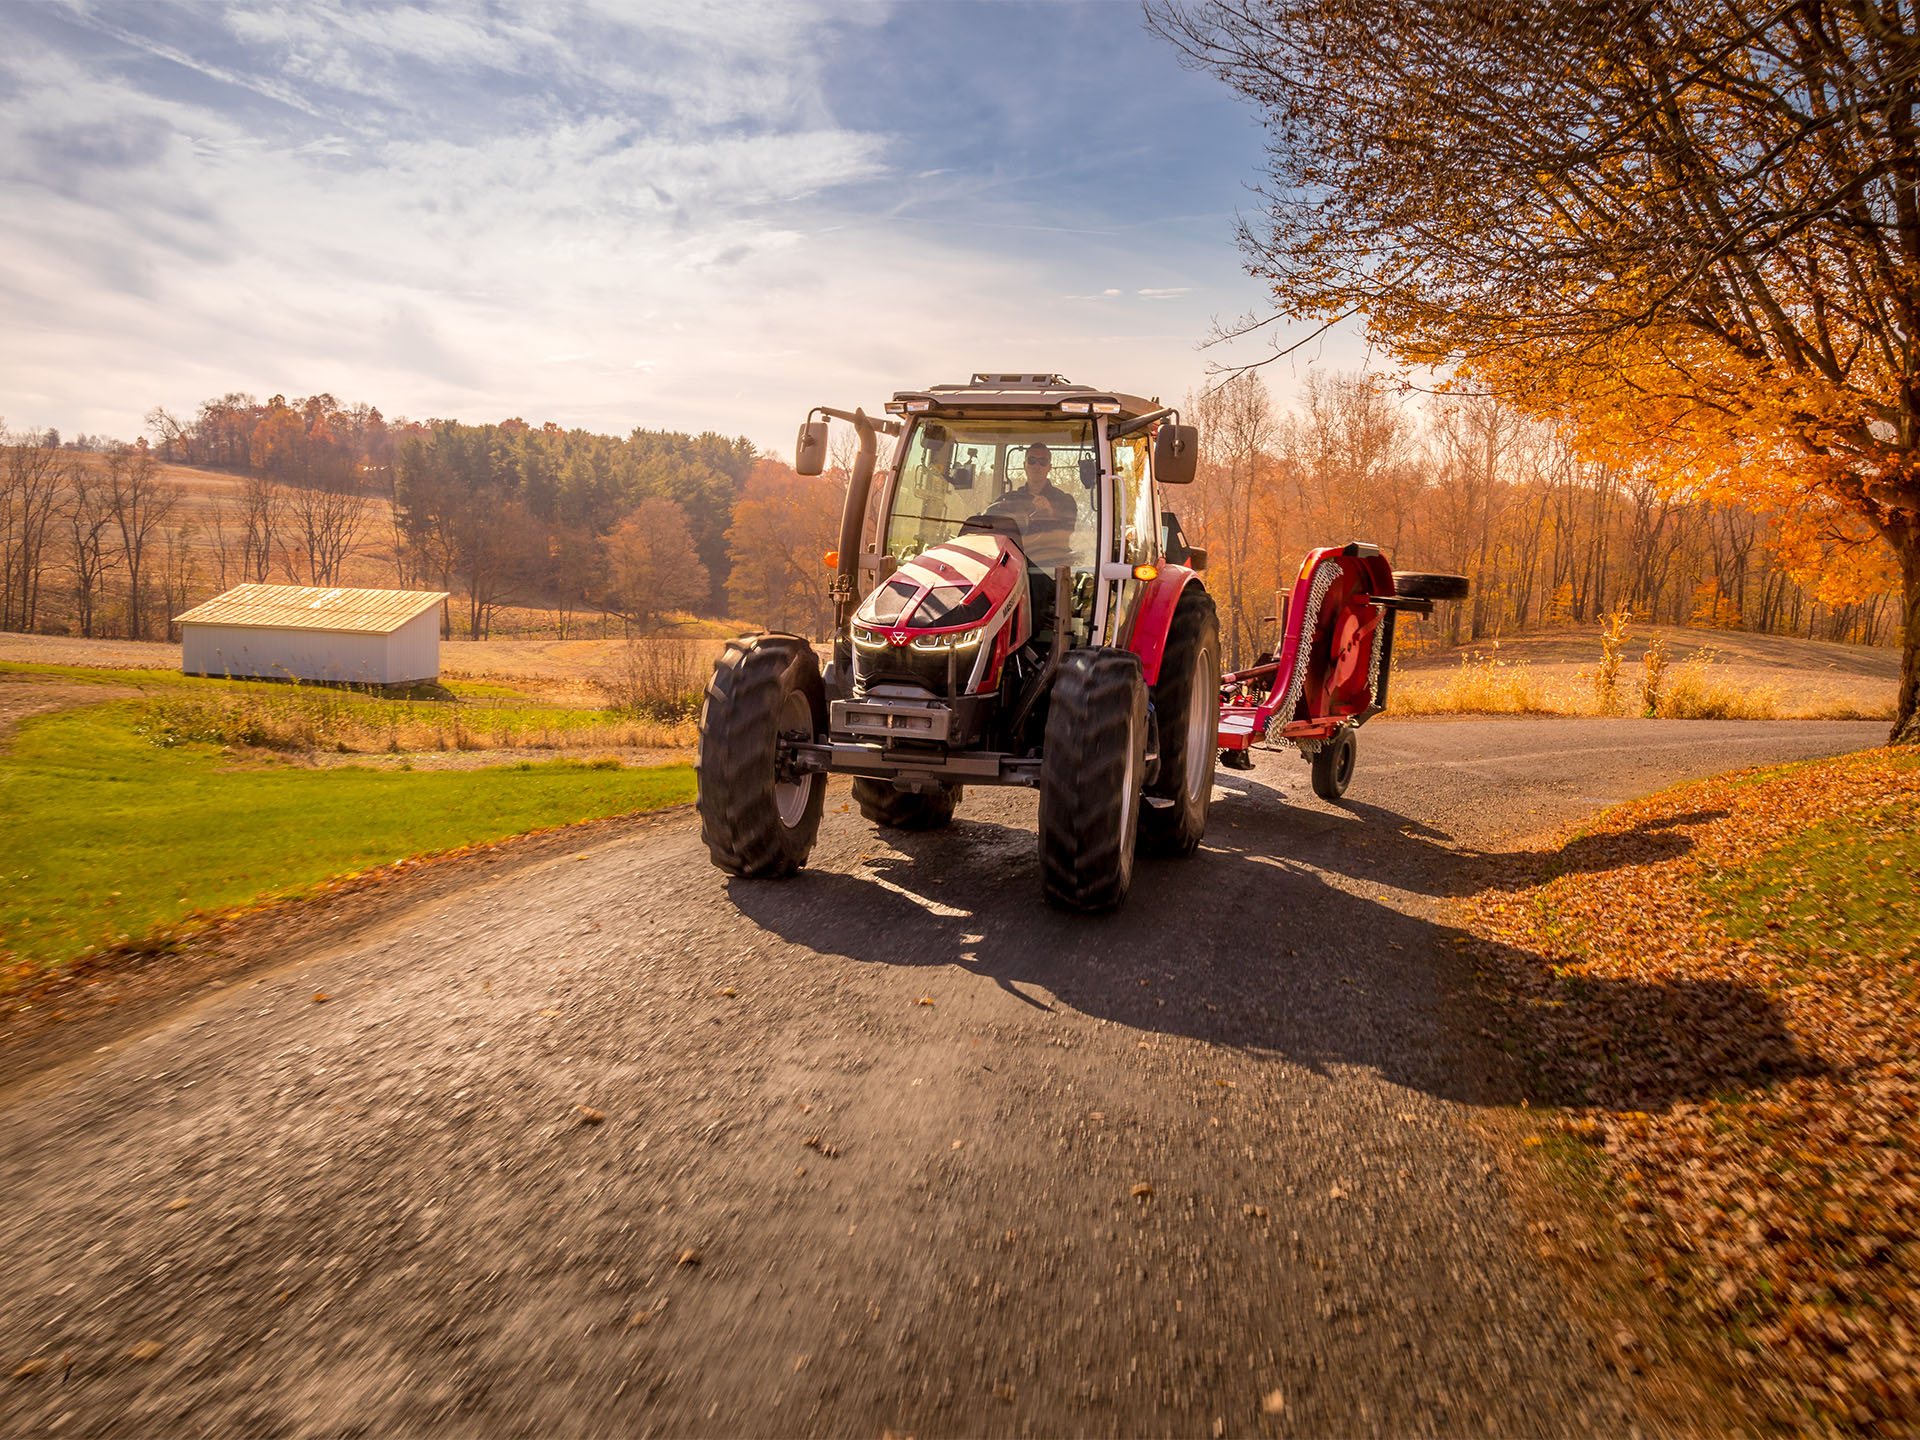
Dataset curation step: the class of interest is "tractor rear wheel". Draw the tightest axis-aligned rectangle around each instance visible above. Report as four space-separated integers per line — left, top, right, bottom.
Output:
1038 648 1147 911
1310 727 1357 801
1392 571 1471 601
697 636 826 877
1140 589 1221 856
853 778 959 830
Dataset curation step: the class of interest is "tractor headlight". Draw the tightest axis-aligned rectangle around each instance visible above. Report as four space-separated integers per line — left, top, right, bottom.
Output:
852 624 888 651
910 628 983 651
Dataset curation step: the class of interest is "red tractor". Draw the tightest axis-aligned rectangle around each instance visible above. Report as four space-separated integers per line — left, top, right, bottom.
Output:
696 373 1464 911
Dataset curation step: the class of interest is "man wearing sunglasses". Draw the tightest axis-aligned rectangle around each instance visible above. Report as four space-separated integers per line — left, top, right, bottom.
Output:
985 443 1078 567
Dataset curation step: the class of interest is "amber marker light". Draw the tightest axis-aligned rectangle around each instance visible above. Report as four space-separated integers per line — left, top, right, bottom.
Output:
823 550 839 568
1133 564 1159 581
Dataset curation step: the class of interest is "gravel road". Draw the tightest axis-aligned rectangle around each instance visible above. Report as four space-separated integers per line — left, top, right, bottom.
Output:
0 719 1885 1438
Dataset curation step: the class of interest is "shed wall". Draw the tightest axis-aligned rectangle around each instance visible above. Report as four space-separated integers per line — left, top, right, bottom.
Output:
384 609 442 683
183 624 393 683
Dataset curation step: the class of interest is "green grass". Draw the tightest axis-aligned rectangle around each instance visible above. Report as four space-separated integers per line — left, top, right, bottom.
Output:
0 700 694 982
1704 795 1920 962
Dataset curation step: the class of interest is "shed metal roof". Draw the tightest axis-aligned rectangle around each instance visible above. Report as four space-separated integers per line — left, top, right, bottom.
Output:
174 584 448 636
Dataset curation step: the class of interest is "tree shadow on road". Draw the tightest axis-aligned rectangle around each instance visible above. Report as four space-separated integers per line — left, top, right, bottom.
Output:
728 781 1806 1114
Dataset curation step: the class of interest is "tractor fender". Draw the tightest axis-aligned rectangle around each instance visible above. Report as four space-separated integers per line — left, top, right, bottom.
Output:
1125 565 1202 686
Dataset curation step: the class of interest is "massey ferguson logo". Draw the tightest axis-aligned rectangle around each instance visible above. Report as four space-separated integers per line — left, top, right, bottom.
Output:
889 630 908 645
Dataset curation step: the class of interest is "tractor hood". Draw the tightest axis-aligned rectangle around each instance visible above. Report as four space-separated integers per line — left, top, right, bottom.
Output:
855 531 1027 638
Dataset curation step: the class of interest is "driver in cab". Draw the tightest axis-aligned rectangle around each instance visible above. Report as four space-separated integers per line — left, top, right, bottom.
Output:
985 442 1077 569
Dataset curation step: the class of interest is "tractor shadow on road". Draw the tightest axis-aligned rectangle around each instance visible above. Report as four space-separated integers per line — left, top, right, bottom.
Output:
728 781 1808 1116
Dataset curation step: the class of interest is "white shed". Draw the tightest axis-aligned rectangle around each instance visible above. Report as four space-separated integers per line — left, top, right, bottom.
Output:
175 584 448 685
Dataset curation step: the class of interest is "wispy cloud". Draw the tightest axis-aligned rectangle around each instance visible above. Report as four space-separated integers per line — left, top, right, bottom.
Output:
0 1 1309 445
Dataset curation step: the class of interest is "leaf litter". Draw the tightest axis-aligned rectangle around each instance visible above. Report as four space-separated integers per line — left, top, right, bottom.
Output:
1466 747 1920 1432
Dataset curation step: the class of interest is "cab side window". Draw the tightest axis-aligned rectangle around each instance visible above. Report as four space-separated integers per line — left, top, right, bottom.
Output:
1111 434 1157 566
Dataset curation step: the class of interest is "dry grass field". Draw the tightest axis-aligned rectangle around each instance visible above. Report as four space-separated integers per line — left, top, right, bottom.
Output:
1393 620 1898 719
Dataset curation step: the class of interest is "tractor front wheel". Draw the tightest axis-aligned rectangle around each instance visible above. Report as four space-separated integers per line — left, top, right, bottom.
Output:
697 636 826 877
1310 727 1357 801
1140 589 1221 856
854 778 959 830
1038 648 1147 911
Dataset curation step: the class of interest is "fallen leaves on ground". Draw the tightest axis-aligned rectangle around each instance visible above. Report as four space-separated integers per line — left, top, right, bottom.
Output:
1467 747 1920 1432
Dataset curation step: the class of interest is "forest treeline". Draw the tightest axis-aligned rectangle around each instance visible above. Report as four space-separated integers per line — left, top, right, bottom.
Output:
0 378 1899 653
0 392 843 643
1185 372 1899 668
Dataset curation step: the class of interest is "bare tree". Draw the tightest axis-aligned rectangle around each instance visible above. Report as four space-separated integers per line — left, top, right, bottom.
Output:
103 443 178 639
158 522 201 640
1 428 68 631
63 465 118 638
1189 373 1277 667
237 470 284 583
287 472 370 585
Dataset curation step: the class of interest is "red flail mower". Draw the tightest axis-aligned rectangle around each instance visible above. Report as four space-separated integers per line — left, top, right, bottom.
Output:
697 375 1467 912
1217 544 1469 801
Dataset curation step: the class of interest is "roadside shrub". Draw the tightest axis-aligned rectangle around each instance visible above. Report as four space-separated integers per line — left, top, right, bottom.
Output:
1392 649 1553 715
1639 636 1671 717
1655 650 1780 719
595 638 711 722
1592 609 1631 713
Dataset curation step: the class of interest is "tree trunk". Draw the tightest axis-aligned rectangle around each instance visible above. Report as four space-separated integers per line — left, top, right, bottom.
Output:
1894 525 1920 746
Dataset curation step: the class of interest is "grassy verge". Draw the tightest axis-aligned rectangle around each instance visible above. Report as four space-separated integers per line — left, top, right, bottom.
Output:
0 699 694 989
1467 747 1920 1431
1 660 696 751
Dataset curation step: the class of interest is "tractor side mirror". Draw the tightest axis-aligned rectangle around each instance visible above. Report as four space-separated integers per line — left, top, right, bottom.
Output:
1154 423 1199 485
951 462 975 490
1078 456 1098 489
795 420 828 476
1184 547 1208 572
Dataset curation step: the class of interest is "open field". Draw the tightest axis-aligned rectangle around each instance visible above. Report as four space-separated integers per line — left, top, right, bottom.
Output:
1394 620 1898 719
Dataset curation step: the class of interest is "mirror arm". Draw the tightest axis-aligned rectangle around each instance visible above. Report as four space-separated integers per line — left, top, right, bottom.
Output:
1110 406 1176 440
816 405 901 437
831 409 880 677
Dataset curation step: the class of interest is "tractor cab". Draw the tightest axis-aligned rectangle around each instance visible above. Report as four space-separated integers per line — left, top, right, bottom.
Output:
854 374 1198 690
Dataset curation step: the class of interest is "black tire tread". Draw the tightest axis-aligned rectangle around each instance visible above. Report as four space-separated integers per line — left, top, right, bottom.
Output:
1038 648 1145 911
853 778 959 830
697 637 825 877
1140 589 1221 856
1310 727 1357 801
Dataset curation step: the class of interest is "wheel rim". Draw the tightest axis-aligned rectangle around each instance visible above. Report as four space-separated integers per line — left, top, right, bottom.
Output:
773 687 816 828
1183 646 1213 804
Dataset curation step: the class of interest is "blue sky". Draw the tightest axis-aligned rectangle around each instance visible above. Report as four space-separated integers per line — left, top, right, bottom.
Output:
0 0 1372 450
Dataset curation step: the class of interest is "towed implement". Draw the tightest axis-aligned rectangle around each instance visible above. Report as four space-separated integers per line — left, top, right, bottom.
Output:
697 373 1465 911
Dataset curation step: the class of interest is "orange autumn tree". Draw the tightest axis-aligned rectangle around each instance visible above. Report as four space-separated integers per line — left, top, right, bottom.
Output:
1153 0 1920 741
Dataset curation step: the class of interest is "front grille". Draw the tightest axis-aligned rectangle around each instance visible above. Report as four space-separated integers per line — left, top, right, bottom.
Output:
853 645 956 699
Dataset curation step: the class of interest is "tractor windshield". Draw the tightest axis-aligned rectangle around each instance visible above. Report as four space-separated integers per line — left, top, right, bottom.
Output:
884 419 1098 574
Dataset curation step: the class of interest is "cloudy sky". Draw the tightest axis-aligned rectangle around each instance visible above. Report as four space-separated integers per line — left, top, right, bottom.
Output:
0 0 1369 450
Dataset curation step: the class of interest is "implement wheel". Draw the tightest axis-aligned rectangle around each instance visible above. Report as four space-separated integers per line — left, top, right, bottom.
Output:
1310 727 1357 802
1140 589 1221 857
697 636 826 877
1392 571 1470 602
1038 648 1147 911
854 778 959 830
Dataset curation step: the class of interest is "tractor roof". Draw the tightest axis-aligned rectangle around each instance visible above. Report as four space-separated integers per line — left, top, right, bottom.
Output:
887 374 1160 421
